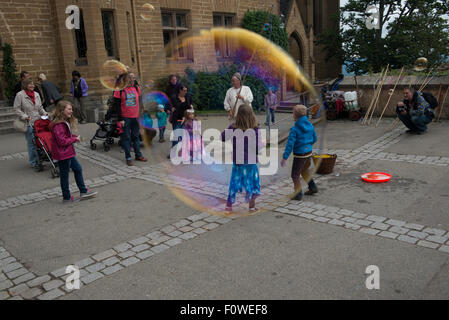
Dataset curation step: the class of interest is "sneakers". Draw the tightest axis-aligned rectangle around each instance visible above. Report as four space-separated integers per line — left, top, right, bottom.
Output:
80 189 98 200
291 191 303 201
136 156 147 162
63 196 80 204
127 159 134 166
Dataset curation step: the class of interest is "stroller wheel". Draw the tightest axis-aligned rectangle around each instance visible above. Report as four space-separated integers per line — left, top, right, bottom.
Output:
104 142 110 152
51 167 59 179
107 137 114 145
90 142 97 150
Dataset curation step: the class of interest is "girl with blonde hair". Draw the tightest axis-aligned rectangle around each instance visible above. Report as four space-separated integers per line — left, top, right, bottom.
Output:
221 104 263 212
50 101 97 203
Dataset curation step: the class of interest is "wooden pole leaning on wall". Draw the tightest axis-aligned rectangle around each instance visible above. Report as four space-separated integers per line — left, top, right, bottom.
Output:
376 67 404 128
368 64 390 125
437 86 449 122
418 68 434 92
434 83 443 122
362 67 386 125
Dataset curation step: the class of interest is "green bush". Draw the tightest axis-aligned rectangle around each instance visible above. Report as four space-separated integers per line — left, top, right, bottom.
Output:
242 10 288 51
153 64 267 111
1 43 19 104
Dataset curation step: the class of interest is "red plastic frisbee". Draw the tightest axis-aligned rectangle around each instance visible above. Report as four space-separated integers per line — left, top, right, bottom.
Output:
361 172 392 183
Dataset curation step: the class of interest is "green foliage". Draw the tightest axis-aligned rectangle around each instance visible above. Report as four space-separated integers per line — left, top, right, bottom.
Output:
242 10 289 51
153 65 268 111
316 0 449 75
1 43 19 102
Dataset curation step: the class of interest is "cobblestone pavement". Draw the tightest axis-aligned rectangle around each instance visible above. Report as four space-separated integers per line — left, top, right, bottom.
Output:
1 122 449 299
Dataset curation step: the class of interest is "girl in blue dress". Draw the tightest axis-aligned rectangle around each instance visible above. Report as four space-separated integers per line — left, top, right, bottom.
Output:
221 104 263 212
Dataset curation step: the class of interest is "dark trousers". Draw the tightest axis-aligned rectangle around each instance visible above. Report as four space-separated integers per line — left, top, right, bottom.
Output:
159 127 166 140
59 157 87 200
171 122 183 148
122 117 143 161
397 108 432 132
266 108 275 123
291 155 315 192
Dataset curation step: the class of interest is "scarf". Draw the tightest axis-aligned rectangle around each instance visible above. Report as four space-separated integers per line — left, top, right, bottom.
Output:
25 89 35 105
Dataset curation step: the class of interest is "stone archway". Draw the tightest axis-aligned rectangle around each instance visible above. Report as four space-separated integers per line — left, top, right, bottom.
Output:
287 32 304 90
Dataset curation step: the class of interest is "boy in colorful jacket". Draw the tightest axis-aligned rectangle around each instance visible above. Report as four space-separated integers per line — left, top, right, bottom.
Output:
281 105 318 201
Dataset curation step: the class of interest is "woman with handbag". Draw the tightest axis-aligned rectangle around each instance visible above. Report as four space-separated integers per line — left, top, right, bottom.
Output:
13 78 47 171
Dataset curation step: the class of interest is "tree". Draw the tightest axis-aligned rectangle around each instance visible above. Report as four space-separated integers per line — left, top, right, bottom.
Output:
1 43 19 103
241 10 288 51
316 0 449 75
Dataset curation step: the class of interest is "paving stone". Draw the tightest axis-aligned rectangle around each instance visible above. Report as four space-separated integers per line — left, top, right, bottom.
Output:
168 230 183 237
151 244 170 254
385 219 406 227
378 231 399 240
390 226 410 235
300 207 316 214
0 290 10 300
92 249 117 262
371 222 390 231
165 238 183 247
149 235 171 245
355 220 372 227
86 263 106 273
325 213 343 220
179 226 194 232
121 257 141 267
0 252 10 260
338 209 354 216
81 272 104 285
186 214 203 222
145 231 163 240
21 287 43 300
423 228 446 236
179 232 197 240
344 223 361 231
43 279 64 292
37 288 65 300
2 262 22 273
398 235 419 244
118 251 136 259
102 257 120 267
328 219 345 226
313 217 330 223
438 246 449 254
417 240 440 249
27 275 51 287
299 213 316 220
6 268 28 280
407 231 428 240
12 273 35 285
50 267 68 278
203 223 219 231
192 228 207 235
129 237 149 246
366 216 387 223
426 235 449 245
8 283 29 296
352 213 367 219
174 219 193 228
313 211 328 217
74 257 95 268
161 225 177 234
132 244 150 253
102 264 124 276
136 250 154 260
359 228 380 236
190 221 207 228
216 218 232 224
404 223 425 231
341 217 357 224
204 215 221 223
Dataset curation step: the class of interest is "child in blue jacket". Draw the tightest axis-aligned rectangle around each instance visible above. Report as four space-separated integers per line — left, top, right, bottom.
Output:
281 105 318 201
156 104 168 142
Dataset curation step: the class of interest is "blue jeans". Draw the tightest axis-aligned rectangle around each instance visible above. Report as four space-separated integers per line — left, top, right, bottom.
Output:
25 125 38 167
58 157 87 200
121 118 143 161
266 108 275 123
397 109 432 132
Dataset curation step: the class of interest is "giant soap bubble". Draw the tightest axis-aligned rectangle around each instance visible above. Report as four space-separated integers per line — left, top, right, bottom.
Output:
137 27 327 216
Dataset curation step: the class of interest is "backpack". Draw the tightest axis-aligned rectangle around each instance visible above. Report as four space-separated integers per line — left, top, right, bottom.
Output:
422 92 438 109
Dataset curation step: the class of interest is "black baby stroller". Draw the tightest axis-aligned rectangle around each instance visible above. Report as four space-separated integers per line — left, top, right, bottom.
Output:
90 96 124 152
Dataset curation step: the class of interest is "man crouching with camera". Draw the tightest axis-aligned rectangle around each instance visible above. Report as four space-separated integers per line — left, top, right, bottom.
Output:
396 87 434 135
